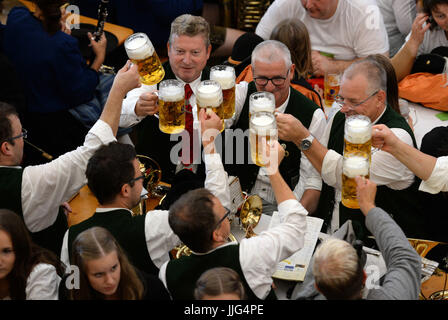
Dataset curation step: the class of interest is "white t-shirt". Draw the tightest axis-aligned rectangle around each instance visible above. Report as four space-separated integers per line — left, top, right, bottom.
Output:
255 0 389 60
405 26 448 56
377 0 416 57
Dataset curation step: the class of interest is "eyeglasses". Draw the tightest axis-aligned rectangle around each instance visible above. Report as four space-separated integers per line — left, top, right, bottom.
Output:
210 207 231 239
254 69 290 87
335 90 379 109
128 174 145 185
4 128 27 143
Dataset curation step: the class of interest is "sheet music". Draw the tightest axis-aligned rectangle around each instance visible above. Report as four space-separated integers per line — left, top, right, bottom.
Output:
229 176 245 214
270 214 324 281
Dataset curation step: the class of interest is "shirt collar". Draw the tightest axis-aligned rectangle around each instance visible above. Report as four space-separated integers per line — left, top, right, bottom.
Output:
274 88 291 114
372 105 387 125
174 73 202 96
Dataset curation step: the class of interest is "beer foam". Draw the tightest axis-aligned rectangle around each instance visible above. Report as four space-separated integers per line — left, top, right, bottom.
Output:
251 114 275 135
126 36 154 60
160 86 184 102
251 97 275 113
343 156 369 178
210 70 235 89
197 84 222 107
345 119 371 143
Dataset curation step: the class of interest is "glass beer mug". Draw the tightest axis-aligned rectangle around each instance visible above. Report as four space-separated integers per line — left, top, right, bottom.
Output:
344 115 372 161
249 112 278 167
210 65 236 119
196 80 225 132
249 91 275 119
324 72 341 108
124 33 165 85
158 79 185 134
341 152 370 209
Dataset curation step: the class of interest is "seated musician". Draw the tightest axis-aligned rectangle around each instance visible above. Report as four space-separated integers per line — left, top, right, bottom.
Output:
159 139 309 300
224 40 326 215
0 62 140 255
60 108 230 276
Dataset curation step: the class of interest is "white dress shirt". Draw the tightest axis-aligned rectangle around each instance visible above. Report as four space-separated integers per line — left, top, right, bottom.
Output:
6 120 116 233
319 107 415 233
159 198 308 299
229 85 327 204
419 156 448 194
60 152 231 268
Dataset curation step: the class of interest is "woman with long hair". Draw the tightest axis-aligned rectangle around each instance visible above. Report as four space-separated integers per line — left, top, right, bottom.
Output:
194 267 246 300
63 227 170 300
0 209 65 300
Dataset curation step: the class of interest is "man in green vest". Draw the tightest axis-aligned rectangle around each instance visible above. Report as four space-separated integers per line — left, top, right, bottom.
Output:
224 40 327 215
276 58 426 241
159 140 309 300
0 62 140 255
60 109 230 276
120 14 223 183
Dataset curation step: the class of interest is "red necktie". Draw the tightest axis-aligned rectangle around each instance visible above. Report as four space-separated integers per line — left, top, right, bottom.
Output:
182 84 194 166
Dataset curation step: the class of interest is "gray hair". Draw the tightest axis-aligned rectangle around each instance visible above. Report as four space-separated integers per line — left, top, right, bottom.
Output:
169 14 210 48
342 59 387 96
312 238 364 300
251 40 292 71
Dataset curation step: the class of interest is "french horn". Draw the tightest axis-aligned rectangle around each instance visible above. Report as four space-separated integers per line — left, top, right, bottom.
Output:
131 155 162 216
238 194 262 238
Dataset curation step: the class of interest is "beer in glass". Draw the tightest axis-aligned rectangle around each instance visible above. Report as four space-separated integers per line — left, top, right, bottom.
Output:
249 91 275 119
249 112 278 167
158 79 185 134
124 33 165 85
341 153 370 209
324 72 341 108
210 65 236 119
344 115 372 160
196 80 225 132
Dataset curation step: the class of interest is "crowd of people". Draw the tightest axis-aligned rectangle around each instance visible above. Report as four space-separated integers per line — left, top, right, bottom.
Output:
0 0 447 301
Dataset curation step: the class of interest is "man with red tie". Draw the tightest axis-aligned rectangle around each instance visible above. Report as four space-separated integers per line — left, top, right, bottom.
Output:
121 14 219 183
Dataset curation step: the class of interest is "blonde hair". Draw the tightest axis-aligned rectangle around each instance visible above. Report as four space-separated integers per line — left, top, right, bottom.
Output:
270 19 313 78
312 238 364 300
70 227 144 300
169 14 210 48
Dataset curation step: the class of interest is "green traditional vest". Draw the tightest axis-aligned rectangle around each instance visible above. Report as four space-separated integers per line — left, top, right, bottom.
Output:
68 209 159 275
315 107 426 241
0 167 68 255
165 243 277 300
224 82 319 192
135 62 210 183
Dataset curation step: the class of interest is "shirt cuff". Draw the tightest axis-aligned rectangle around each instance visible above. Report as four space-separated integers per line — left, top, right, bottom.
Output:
277 199 307 219
419 156 448 194
89 119 117 145
321 149 342 187
204 152 224 170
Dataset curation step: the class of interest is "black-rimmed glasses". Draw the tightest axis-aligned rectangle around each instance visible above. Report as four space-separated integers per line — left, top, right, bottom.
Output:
335 90 379 109
3 128 27 143
210 207 231 239
254 69 290 87
128 174 145 185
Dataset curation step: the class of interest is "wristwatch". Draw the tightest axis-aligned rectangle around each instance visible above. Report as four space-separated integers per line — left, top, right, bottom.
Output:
298 134 314 151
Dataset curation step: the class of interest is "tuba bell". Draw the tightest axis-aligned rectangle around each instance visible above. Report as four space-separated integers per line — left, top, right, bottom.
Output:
131 155 162 216
238 193 262 238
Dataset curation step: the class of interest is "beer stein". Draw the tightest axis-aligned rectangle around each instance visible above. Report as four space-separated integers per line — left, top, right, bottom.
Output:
344 115 372 161
249 112 278 167
210 65 236 119
196 80 225 132
324 72 341 108
124 33 165 85
158 79 185 134
249 91 275 120
341 152 370 209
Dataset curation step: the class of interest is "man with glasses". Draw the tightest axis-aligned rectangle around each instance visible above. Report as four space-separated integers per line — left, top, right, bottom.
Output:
276 59 426 241
225 40 326 215
0 62 141 255
60 108 230 276
160 140 309 300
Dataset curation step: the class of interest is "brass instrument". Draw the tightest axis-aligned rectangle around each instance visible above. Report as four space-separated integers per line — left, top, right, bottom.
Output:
131 155 162 216
236 0 272 32
238 194 262 238
408 238 444 258
172 193 263 258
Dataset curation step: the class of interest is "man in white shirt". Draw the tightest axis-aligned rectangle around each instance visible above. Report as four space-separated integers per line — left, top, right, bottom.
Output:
0 62 140 255
60 109 230 276
224 40 326 215
159 140 308 300
275 59 426 241
255 0 390 76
